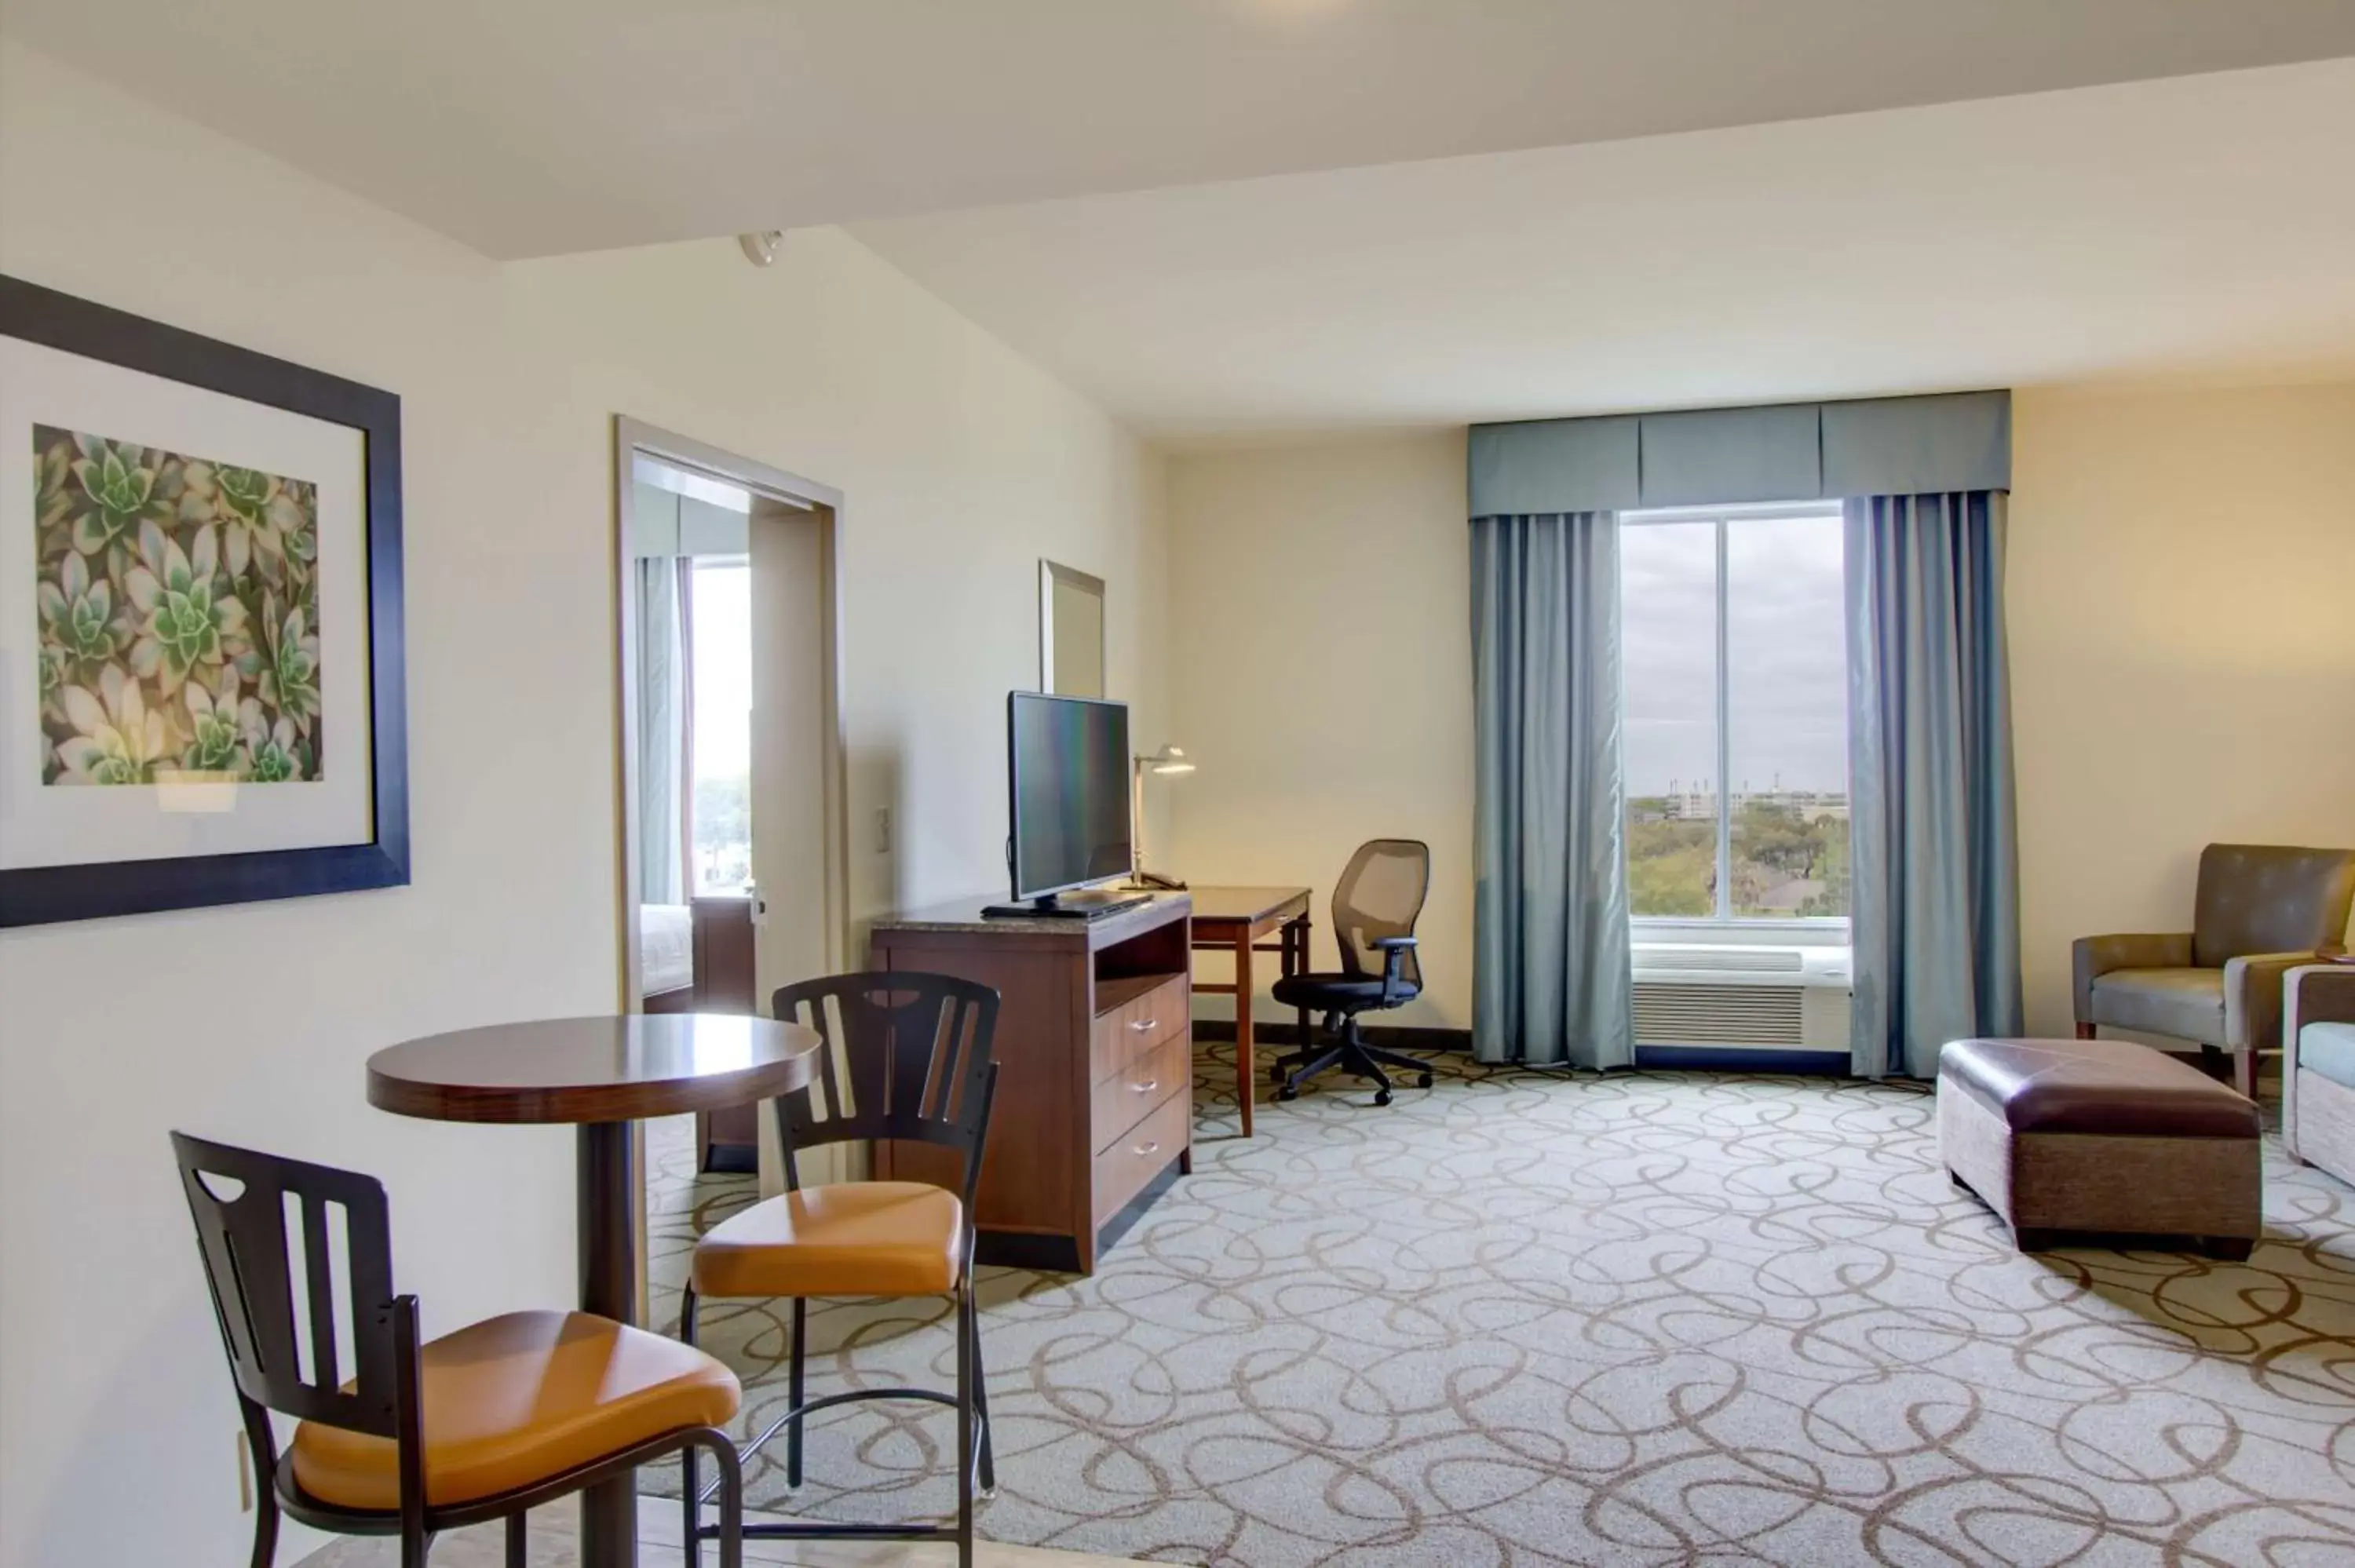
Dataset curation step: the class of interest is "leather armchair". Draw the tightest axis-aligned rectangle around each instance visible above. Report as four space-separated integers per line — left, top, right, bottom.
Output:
2073 843 2355 1098
2284 964 2355 1176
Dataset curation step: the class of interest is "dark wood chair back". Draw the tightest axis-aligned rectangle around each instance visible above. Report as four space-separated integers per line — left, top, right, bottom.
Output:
170 1132 404 1439
768 972 1000 1202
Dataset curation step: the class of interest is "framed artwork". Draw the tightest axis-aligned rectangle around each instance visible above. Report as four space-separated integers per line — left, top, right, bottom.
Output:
0 275 407 926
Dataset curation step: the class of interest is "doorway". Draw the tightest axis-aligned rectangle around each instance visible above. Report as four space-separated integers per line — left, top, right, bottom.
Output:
612 419 850 1320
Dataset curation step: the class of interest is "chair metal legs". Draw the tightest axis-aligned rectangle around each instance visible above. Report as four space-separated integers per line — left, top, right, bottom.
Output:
243 1464 280 1567
506 1511 527 1568
691 1278 990 1568
1273 1013 1433 1106
680 1285 701 1566
696 1431 747 1568
675 1291 751 1568
787 1296 808 1487
965 1282 995 1495
955 1276 974 1565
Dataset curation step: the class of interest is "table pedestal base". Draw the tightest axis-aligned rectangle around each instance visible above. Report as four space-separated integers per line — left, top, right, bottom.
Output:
579 1121 643 1568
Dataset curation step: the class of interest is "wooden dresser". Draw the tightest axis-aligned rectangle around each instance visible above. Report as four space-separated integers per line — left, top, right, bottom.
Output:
868 893 1192 1274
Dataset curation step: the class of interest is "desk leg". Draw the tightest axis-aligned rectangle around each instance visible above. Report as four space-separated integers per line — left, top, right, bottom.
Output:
1233 930 1255 1138
579 1121 642 1568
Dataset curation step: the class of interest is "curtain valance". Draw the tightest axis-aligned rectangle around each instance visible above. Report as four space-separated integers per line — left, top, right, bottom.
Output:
1468 389 2010 518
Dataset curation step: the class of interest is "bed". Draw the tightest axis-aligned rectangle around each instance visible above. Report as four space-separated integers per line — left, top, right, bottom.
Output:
637 895 761 1169
639 901 697 1008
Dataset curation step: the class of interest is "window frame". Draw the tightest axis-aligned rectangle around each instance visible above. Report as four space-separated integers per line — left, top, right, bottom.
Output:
1620 500 1851 937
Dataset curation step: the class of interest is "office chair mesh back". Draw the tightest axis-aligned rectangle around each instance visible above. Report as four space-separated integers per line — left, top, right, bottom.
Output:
1332 838 1429 990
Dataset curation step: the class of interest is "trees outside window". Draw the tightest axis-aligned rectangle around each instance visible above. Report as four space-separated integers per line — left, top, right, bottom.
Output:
1623 508 1849 925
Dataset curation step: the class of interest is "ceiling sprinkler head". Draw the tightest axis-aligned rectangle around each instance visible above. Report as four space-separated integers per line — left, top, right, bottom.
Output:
738 231 784 267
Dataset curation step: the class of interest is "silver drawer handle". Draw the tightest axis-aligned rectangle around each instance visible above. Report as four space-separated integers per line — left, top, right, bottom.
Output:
1131 1078 1159 1094
1130 1018 1157 1032
1134 1140 1159 1156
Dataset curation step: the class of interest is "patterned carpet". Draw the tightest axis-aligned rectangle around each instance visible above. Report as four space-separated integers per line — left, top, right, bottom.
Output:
643 1049 2355 1566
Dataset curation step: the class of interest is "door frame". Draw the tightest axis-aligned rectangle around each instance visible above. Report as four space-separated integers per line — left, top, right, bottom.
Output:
610 416 850 1012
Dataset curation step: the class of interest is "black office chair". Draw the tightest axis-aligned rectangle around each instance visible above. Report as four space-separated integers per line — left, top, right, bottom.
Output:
1270 839 1433 1106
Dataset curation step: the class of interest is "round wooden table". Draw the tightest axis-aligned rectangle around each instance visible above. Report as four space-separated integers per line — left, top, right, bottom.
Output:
367 1012 820 1568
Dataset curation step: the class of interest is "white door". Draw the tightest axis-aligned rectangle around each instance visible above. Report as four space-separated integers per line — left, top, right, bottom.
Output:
746 494 849 1189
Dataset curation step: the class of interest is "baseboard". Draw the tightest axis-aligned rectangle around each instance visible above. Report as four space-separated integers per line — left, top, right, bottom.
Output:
1194 1020 1853 1076
699 1144 758 1176
1634 1045 1852 1075
1191 1018 1473 1052
1097 1160 1183 1256
972 1228 1083 1273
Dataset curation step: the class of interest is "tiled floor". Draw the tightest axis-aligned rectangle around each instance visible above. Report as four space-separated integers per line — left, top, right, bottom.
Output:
299 1499 1151 1566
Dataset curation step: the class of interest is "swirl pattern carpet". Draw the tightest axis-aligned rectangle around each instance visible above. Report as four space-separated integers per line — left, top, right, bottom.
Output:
644 1049 2355 1566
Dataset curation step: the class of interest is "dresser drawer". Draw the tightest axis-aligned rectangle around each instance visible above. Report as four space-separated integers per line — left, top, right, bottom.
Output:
1090 973 1189 1084
1092 1085 1188 1228
1094 1033 1191 1154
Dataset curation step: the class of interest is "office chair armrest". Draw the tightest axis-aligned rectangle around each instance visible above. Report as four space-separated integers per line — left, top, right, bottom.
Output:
1372 935 1417 1005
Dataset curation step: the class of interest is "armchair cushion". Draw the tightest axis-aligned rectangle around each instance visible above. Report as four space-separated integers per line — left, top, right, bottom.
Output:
2298 1023 2355 1092
2089 968 2224 1045
2072 932 2193 1023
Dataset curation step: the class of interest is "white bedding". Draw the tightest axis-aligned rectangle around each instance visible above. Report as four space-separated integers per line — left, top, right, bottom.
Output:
639 903 695 996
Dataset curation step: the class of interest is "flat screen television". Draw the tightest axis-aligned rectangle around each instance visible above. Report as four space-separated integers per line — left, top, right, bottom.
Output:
1003 691 1133 910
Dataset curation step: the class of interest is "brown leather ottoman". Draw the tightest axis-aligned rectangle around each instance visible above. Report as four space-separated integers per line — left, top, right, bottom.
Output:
1937 1037 2262 1260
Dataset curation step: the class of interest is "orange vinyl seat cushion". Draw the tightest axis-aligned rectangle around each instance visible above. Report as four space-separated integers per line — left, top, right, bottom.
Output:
692 1181 964 1300
288 1311 739 1511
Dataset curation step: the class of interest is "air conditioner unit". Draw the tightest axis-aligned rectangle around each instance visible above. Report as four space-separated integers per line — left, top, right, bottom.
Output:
1632 944 1851 1056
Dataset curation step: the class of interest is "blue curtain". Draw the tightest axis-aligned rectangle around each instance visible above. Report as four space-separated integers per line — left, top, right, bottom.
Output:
1471 512 1634 1068
1845 492 2023 1078
637 556 687 906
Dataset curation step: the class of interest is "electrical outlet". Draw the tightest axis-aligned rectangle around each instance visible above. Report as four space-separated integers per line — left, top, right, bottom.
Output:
874 804 892 855
236 1431 253 1512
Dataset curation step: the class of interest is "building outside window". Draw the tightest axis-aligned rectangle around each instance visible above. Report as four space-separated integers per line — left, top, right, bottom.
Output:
1621 504 1849 924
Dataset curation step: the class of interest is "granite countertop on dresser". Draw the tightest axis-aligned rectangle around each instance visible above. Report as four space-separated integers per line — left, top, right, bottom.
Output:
871 890 1191 938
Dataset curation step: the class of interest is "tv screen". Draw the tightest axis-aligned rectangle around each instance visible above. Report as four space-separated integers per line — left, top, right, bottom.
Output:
1009 692 1131 900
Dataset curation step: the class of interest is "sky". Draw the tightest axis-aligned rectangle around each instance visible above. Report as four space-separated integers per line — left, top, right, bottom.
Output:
1621 512 1848 797
690 559 753 782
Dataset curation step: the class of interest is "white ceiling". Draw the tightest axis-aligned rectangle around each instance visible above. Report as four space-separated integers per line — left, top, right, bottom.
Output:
6 0 2355 259
851 60 2355 441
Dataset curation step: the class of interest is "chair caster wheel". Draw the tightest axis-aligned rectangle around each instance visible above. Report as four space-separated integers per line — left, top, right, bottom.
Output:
1417 1072 1434 1088
1375 1090 1393 1106
1276 1087 1298 1102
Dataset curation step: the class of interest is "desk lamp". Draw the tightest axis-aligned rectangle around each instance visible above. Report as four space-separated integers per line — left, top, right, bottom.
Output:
1130 744 1195 890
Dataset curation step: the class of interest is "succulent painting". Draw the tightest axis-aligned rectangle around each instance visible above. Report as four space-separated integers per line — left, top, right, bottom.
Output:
34 424 321 785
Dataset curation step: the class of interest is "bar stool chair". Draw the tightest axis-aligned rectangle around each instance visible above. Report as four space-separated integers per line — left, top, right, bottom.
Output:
679 971 1000 1568
170 1132 747 1568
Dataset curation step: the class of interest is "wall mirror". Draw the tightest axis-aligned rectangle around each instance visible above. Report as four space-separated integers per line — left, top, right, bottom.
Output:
1039 560 1106 697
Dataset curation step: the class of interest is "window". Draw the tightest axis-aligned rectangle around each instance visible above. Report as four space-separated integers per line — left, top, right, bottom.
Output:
688 556 752 894
1622 505 1849 923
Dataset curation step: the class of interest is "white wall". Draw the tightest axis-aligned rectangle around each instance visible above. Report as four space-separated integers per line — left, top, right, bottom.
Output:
1162 385 2355 1035
2008 381 2355 1035
1165 432 1472 1026
0 41 1165 1568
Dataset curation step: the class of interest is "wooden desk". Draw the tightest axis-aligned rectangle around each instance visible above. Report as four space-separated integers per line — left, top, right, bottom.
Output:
1186 885 1313 1138
367 1013 820 1568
